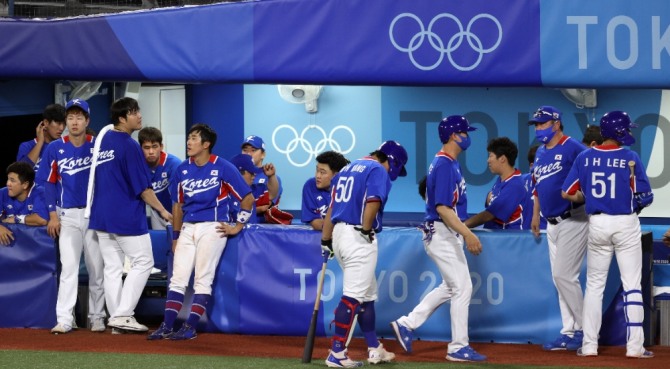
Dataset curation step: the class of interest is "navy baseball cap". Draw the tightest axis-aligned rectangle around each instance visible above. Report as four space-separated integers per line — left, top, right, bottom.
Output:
529 105 561 124
65 98 90 116
241 135 265 151
230 154 263 174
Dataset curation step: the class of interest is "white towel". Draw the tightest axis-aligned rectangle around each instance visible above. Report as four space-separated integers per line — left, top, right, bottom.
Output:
85 124 113 219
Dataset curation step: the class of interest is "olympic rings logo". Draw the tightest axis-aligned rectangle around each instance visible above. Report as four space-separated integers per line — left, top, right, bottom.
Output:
272 125 356 167
389 12 503 71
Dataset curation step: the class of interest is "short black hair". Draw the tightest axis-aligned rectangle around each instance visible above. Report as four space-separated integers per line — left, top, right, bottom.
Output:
582 125 604 146
487 137 518 166
138 127 163 145
188 123 217 152
7 161 35 189
527 144 539 165
43 104 66 123
369 150 388 165
316 151 349 173
110 97 140 125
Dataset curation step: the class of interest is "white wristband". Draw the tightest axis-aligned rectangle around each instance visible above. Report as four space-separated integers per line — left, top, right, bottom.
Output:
16 215 26 224
236 210 252 224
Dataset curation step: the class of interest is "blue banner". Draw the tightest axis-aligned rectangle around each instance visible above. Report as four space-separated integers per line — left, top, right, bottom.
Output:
0 225 57 328
0 0 669 86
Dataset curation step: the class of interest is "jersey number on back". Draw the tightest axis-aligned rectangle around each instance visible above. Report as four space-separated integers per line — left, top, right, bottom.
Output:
334 176 354 203
592 172 616 199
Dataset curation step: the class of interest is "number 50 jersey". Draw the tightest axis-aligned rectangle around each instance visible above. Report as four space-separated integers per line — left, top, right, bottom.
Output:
329 157 392 233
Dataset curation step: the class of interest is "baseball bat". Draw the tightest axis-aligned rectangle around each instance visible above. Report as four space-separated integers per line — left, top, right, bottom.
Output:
302 253 329 363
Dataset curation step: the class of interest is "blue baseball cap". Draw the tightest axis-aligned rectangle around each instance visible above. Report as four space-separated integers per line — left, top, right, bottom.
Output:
241 135 265 151
65 99 90 116
529 105 561 124
230 154 263 174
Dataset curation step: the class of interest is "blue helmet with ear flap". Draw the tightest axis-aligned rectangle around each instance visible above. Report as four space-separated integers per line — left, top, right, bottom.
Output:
378 140 408 181
600 111 637 146
438 115 477 144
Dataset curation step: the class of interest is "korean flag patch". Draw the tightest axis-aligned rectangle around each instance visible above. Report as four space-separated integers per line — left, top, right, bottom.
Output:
162 172 167 178
211 170 218 176
555 154 562 160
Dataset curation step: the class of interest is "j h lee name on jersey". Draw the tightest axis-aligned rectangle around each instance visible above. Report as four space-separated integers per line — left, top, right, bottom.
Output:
584 157 629 168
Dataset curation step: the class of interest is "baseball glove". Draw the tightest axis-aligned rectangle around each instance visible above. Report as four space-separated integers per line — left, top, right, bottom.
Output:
264 205 294 225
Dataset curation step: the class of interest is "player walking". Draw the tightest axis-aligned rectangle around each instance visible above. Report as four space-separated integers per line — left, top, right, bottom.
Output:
37 99 106 334
147 124 254 341
529 106 588 351
390 116 486 362
562 111 654 359
321 140 408 368
86 97 172 333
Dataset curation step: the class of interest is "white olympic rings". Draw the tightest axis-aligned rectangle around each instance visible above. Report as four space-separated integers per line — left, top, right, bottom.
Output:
272 124 356 167
389 12 503 71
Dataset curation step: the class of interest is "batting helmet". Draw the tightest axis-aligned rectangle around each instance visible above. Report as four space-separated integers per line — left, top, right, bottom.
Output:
378 140 408 181
438 115 477 144
600 111 637 146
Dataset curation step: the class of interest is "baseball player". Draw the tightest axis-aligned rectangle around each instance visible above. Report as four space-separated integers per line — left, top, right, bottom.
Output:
664 228 670 247
301 150 349 231
582 125 604 148
86 97 172 333
148 124 254 341
529 105 588 351
227 154 262 222
241 135 281 223
562 111 654 359
138 127 181 230
464 137 526 230
35 99 106 334
390 116 486 362
17 104 66 175
521 145 546 230
320 140 408 367
0 161 49 244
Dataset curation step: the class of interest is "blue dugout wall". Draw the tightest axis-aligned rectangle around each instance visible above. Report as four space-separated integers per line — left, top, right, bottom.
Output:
2 224 664 346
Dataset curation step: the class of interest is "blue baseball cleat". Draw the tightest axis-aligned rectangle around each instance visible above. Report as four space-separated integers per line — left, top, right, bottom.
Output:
390 320 414 353
147 322 174 340
542 334 573 351
446 345 487 362
170 323 197 340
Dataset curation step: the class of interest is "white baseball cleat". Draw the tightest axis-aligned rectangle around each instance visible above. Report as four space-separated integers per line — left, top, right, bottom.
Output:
50 323 72 334
107 316 148 332
368 343 395 364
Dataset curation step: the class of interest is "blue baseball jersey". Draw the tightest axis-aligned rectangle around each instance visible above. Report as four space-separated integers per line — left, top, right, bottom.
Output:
521 172 547 230
329 157 391 232
483 169 526 230
36 135 94 211
301 177 330 224
88 130 152 236
0 185 49 221
150 151 181 214
562 145 653 215
171 155 252 223
17 139 48 172
425 151 469 222
532 136 587 218
251 173 283 223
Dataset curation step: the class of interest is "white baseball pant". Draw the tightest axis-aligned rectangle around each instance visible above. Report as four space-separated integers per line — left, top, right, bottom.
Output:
55 208 105 326
170 222 228 295
546 206 588 336
408 221 471 354
582 213 645 356
97 232 153 318
333 223 378 303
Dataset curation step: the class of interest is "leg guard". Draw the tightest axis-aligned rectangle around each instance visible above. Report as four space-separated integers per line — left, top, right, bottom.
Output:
331 296 360 352
623 289 644 338
358 301 379 348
